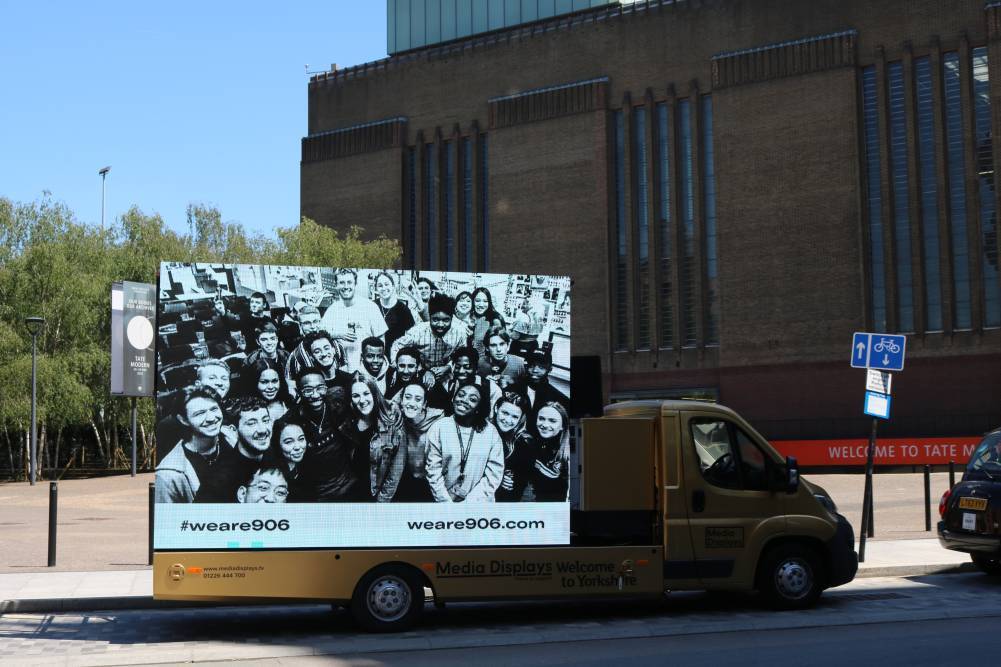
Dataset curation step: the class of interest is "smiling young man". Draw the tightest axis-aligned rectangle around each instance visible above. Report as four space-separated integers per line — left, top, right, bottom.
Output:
359 336 395 396
509 348 570 419
194 396 275 503
237 466 289 504
385 346 425 401
244 322 288 375
390 294 467 387
155 386 226 503
274 367 357 502
479 329 526 389
319 269 389 372
241 292 274 354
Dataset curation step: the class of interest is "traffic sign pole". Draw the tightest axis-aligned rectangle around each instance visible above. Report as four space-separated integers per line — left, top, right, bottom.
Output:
858 417 877 562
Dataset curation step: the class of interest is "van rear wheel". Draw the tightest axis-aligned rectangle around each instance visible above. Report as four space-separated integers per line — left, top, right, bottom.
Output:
758 543 824 610
350 564 425 632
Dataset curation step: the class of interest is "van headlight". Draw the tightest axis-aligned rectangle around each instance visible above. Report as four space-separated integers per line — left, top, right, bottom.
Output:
814 493 837 513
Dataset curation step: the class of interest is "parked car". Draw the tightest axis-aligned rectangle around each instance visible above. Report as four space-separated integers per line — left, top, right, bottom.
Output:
938 427 1001 575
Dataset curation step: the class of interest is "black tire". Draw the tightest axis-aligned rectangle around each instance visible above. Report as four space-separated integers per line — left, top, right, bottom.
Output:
350 564 425 632
757 543 825 610
971 554 1001 576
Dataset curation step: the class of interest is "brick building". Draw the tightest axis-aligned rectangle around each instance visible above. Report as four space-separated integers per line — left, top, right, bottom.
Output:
301 0 1001 445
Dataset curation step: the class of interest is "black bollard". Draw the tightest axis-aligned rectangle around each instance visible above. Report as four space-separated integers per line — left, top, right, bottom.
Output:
148 482 155 566
924 465 931 532
949 460 956 489
48 482 57 567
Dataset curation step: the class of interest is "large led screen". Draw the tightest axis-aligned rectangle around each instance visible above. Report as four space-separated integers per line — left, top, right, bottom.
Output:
154 263 571 548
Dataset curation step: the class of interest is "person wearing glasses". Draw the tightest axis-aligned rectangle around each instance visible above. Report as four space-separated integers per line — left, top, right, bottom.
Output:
424 381 503 502
237 466 289 504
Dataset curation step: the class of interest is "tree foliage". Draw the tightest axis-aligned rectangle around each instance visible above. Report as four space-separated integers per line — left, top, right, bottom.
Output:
0 193 401 479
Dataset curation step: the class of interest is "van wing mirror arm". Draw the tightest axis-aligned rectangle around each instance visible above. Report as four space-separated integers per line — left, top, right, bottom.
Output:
785 456 800 494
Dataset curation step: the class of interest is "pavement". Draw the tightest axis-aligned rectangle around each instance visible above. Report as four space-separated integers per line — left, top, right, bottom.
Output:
0 470 974 614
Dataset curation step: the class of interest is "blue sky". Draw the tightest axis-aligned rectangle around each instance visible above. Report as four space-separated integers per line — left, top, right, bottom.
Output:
0 1 386 237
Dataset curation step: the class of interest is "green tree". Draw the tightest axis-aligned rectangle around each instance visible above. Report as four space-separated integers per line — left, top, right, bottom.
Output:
0 193 401 480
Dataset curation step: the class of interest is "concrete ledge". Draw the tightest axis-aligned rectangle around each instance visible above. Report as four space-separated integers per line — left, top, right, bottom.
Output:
0 596 218 614
856 561 978 578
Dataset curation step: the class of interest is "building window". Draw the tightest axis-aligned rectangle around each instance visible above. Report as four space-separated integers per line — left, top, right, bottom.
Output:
613 109 628 351
973 46 1000 328
479 134 489 271
656 102 673 349
861 66 887 332
702 95 719 345
462 137 473 271
407 146 417 267
887 62 914 332
444 140 455 271
424 142 437 270
944 51 972 329
915 56 943 331
633 106 651 350
678 98 697 346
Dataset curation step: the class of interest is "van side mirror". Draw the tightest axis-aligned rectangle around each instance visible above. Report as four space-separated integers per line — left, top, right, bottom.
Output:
785 456 799 494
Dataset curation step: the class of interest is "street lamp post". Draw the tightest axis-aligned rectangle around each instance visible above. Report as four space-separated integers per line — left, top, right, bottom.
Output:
25 316 45 485
99 166 111 234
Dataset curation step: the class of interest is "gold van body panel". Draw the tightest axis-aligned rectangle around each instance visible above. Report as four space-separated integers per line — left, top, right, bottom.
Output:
155 546 664 603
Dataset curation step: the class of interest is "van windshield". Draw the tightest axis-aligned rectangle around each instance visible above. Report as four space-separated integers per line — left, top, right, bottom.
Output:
966 432 1001 479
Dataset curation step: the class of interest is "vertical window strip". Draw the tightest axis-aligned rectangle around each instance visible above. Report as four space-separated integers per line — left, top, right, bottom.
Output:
462 137 473 272
424 143 437 270
656 102 673 348
887 62 914 332
407 147 417 267
944 52 972 329
915 57 943 331
678 99 697 346
973 47 1000 327
444 140 455 271
613 110 629 351
479 134 489 271
702 95 719 345
634 107 651 349
862 66 888 332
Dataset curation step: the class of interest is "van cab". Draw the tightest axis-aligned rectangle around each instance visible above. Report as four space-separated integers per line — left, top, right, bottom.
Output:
584 400 858 608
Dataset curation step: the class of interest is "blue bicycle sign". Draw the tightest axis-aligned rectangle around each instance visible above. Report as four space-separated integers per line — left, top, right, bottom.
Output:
872 337 901 355
850 332 906 372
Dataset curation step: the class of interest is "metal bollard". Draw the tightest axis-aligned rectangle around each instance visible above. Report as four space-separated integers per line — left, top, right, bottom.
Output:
867 477 875 538
949 460 956 489
148 482 155 566
924 465 932 532
48 482 57 567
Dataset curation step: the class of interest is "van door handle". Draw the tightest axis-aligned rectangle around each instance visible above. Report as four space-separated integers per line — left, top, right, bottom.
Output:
692 490 706 513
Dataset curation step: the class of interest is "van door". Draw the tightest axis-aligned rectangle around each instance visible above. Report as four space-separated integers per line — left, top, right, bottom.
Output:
682 413 787 588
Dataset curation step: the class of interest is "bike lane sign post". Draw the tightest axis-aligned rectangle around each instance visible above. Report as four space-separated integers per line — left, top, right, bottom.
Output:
851 331 907 563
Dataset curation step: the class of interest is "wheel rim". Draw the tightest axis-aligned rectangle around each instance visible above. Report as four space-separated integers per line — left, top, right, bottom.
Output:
366 575 412 623
774 557 812 600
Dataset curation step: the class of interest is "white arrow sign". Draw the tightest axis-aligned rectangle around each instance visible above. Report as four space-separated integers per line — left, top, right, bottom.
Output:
856 341 866 360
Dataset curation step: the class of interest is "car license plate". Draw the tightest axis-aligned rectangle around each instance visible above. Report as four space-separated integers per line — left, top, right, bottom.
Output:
963 513 977 531
958 497 988 511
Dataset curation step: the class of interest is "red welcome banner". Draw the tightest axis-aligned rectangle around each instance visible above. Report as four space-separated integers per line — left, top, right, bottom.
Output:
771 437 982 466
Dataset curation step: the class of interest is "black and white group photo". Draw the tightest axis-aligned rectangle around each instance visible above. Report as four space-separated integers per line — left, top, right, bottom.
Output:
154 263 572 506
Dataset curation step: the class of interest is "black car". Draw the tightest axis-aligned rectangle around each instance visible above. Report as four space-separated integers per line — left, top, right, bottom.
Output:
938 427 1001 575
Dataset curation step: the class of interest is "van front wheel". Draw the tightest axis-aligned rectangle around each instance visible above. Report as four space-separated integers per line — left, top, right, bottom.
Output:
758 543 824 610
350 564 425 632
